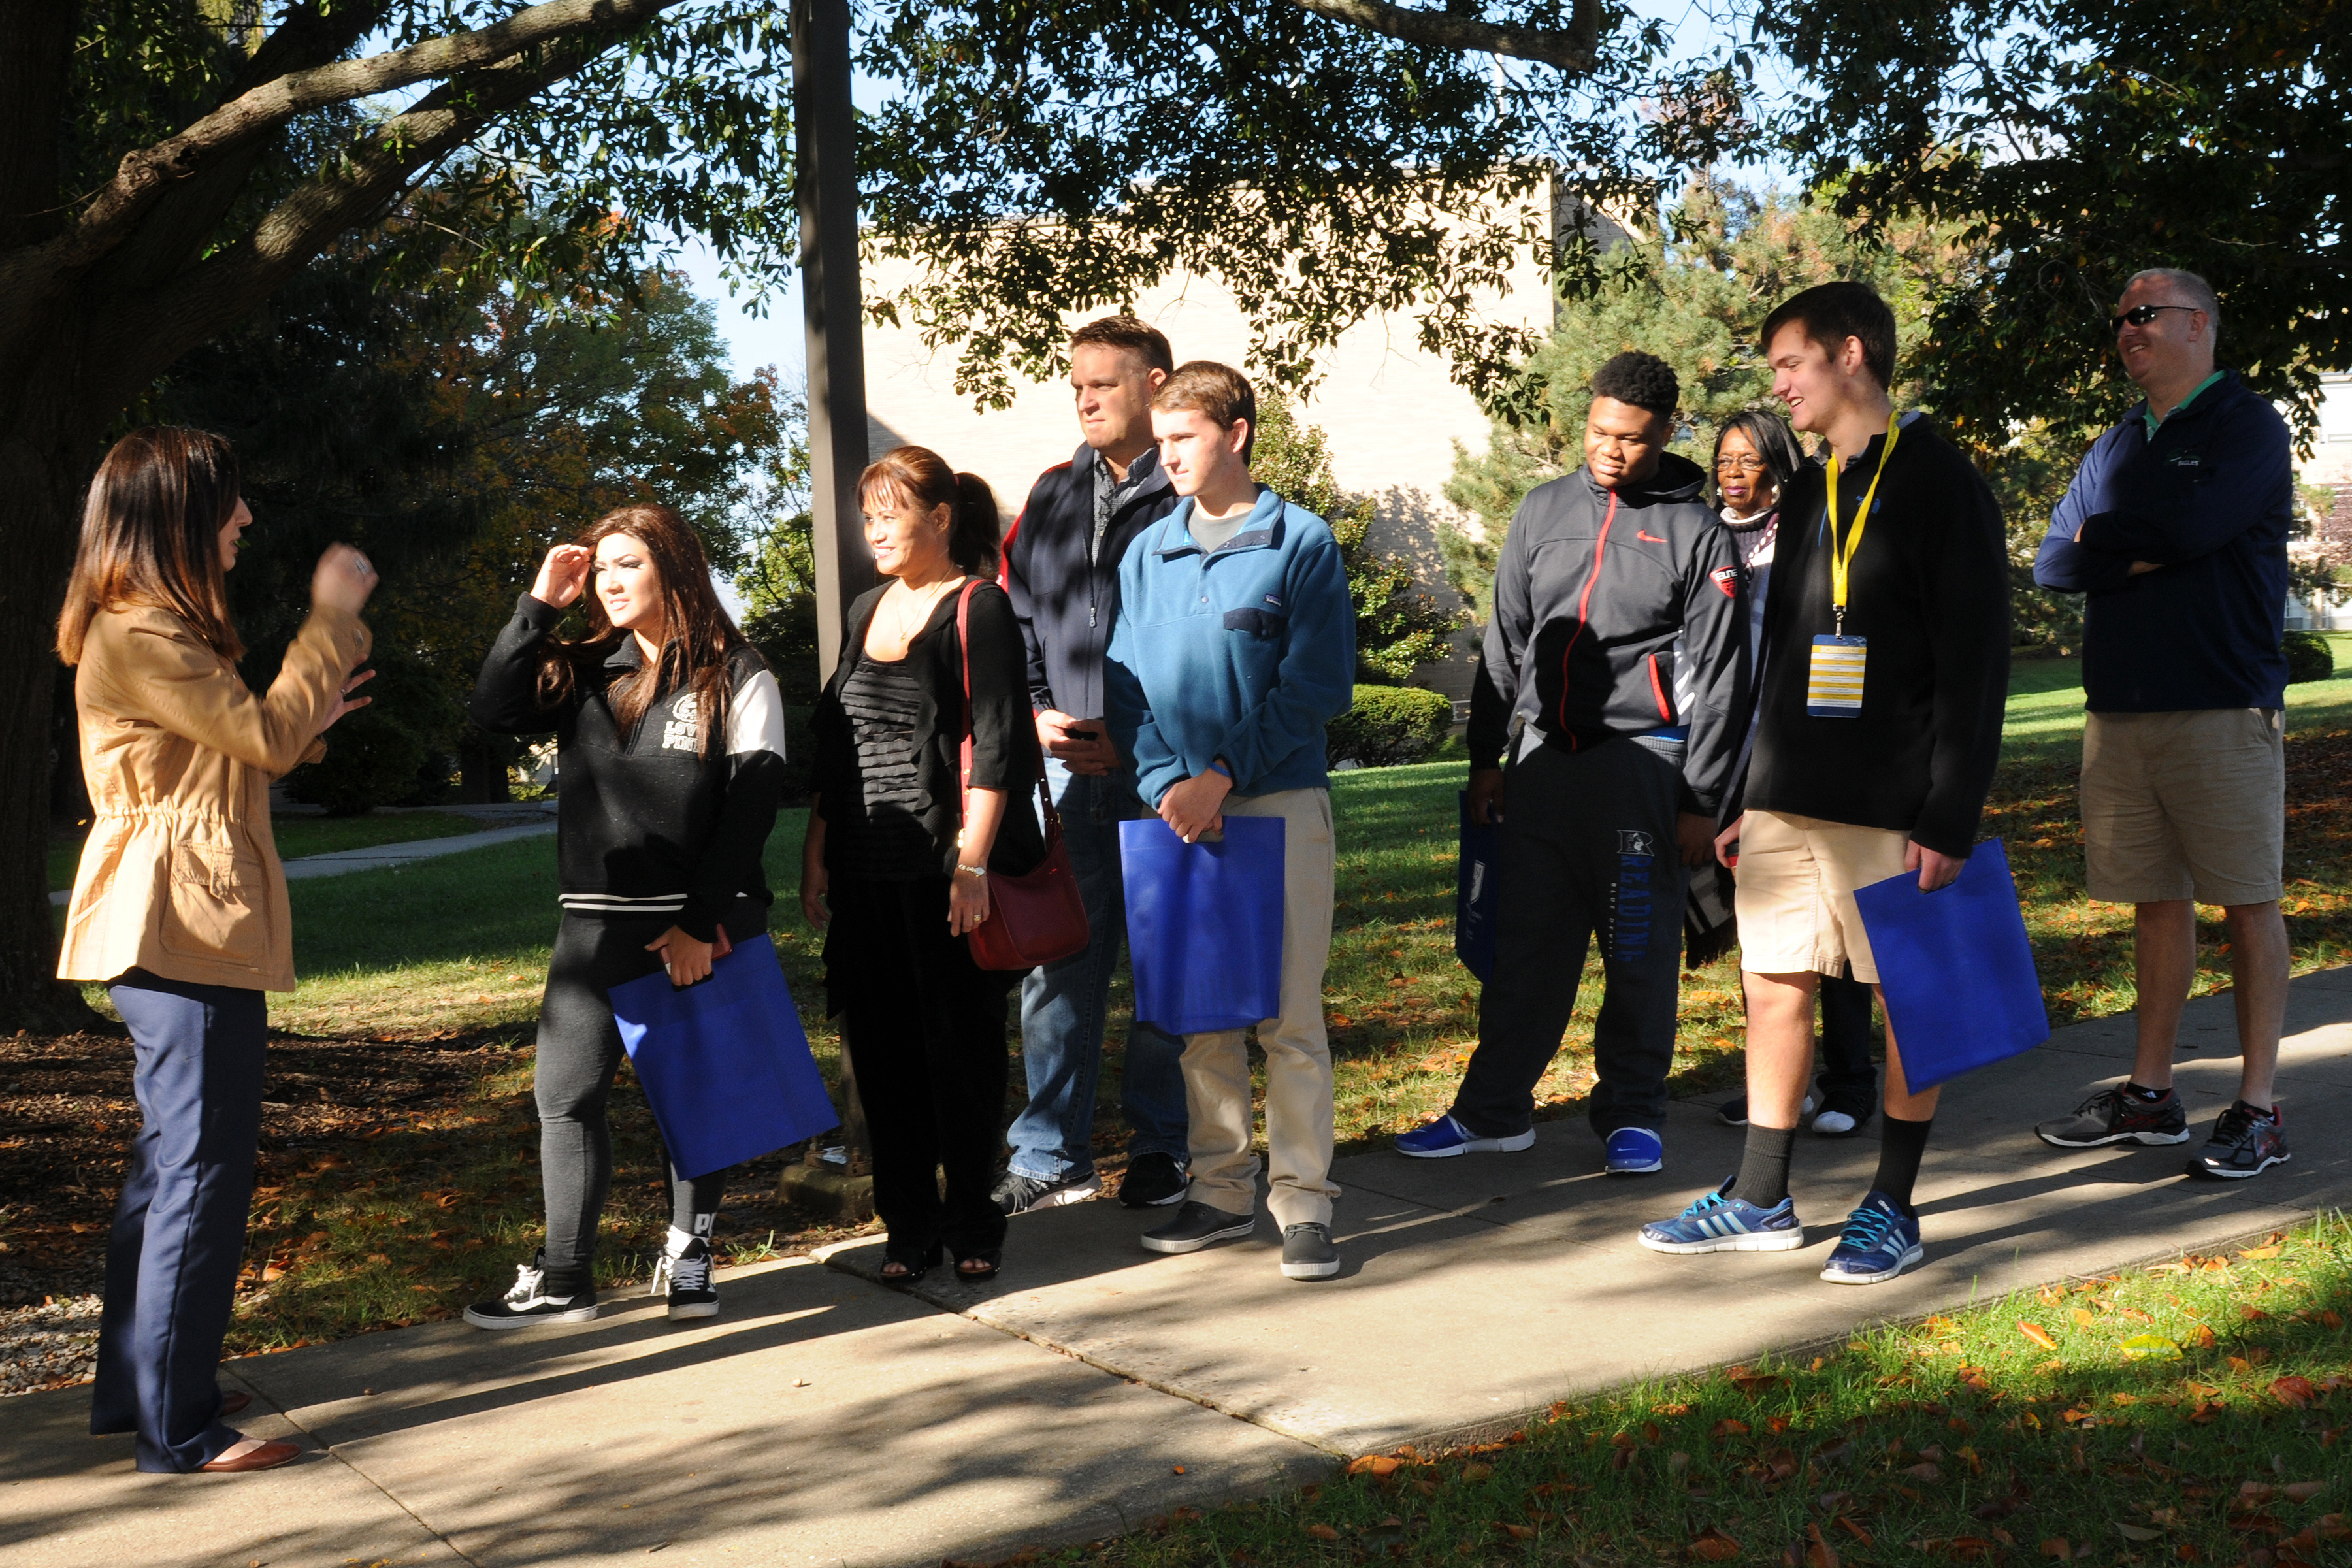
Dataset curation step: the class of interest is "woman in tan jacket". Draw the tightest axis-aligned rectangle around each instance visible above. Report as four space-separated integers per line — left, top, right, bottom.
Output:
56 428 375 1475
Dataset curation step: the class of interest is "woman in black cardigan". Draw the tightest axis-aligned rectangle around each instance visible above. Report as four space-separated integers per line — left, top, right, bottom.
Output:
802 446 1045 1284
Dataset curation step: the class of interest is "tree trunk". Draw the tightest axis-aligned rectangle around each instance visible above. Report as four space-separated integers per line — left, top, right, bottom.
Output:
0 451 96 1032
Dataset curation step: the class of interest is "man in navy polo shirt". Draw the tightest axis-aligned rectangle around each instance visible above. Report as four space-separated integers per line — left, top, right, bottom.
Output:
2031 268 2296 1179
1105 360 1356 1282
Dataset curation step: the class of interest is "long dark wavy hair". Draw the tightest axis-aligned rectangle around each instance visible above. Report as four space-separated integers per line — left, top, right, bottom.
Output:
57 427 245 666
533 504 749 758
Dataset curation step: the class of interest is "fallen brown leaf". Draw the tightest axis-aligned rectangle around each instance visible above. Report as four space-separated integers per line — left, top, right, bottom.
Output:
1690 1527 1742 1561
2020 1322 2059 1350
1306 1524 1340 1541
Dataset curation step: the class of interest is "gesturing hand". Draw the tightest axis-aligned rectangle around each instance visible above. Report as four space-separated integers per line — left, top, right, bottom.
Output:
319 668 377 734
312 544 378 614
532 544 593 608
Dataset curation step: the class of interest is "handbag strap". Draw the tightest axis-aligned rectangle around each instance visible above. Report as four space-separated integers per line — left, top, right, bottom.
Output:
955 580 1061 845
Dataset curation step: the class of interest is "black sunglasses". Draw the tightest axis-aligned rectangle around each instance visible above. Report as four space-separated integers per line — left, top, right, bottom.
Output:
2109 303 2198 334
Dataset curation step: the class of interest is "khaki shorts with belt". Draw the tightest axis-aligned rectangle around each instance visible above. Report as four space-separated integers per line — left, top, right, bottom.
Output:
1734 810 1911 985
2080 708 2284 907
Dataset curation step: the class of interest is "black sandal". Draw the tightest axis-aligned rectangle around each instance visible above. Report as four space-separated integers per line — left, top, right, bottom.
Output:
879 1245 941 1287
953 1251 1001 1284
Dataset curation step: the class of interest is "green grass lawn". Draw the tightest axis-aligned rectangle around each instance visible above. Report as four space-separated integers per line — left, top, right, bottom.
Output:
47 809 487 892
1064 1213 2352 1568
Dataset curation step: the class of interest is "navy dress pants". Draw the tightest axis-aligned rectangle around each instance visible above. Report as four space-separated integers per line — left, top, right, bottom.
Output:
89 970 267 1473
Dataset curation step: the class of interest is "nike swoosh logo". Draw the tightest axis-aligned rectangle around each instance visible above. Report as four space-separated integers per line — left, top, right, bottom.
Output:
1637 530 1668 544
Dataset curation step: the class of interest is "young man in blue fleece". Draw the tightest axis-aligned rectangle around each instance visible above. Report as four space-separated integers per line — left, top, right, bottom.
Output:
1104 360 1356 1282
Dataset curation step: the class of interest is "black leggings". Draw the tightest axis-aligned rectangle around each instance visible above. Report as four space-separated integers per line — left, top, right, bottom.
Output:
826 875 1012 1267
534 907 765 1282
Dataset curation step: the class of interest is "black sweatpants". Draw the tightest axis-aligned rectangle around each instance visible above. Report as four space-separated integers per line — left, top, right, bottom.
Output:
826 874 1011 1267
535 906 767 1284
1453 737 1688 1139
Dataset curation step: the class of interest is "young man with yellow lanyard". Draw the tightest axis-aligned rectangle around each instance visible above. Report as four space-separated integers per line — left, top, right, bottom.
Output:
1639 281 2010 1286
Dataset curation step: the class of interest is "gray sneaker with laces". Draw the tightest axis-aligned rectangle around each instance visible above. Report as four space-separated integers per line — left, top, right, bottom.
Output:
1280 1222 1340 1281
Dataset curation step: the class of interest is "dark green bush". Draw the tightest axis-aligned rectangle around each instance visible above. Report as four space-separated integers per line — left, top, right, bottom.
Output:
2283 629 2336 685
1326 685 1453 769
284 645 463 816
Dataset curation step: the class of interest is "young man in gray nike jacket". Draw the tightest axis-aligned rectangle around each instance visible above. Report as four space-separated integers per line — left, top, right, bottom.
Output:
1397 351 1742 1175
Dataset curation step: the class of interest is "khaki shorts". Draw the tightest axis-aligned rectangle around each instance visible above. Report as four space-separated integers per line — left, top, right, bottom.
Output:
1735 810 1912 984
2081 708 2284 906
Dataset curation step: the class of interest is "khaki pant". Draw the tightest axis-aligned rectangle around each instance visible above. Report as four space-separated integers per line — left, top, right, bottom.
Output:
1180 787 1339 1228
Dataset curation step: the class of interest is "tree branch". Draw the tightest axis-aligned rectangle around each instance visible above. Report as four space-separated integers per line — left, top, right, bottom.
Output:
1277 0 1601 72
35 0 680 280
95 39 606 409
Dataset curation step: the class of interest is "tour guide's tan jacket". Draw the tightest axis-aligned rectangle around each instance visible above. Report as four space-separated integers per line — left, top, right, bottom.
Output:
57 604 370 992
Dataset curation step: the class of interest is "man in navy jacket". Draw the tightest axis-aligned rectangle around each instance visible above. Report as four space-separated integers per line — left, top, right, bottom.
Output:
996 316 1190 1216
2031 268 2296 1180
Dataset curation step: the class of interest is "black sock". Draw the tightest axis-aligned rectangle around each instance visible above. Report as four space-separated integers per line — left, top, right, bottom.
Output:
1872 1115 1933 1217
2121 1081 2170 1103
1731 1124 1797 1209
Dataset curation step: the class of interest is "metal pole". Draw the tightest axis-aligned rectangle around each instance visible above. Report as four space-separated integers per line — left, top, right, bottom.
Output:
794 0 874 685
788 0 875 1205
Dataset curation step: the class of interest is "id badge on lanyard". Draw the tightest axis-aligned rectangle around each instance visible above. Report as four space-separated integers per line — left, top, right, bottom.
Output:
1808 634 1867 717
1812 416 1902 721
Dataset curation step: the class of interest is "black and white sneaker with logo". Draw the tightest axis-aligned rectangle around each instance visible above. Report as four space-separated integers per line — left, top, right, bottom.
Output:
1279 1222 1341 1281
651 1228 720 1320
1117 1151 1190 1209
2186 1102 2290 1179
463 1251 599 1330
992 1168 1103 1216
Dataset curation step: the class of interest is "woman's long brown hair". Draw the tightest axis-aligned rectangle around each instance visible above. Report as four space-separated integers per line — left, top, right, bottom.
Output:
56 427 245 666
534 505 749 757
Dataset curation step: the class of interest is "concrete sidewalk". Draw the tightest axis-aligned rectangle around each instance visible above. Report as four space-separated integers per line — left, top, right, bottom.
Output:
6 970 2347 1568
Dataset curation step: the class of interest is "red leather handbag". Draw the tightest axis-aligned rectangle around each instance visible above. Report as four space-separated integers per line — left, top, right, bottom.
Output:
953 581 1092 971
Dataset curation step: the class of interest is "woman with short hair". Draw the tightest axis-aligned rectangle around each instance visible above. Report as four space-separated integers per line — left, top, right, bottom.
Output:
802 445 1043 1286
465 504 788 1330
59 426 376 1473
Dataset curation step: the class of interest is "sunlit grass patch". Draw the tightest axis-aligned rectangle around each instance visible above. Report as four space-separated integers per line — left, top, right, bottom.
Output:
1047 1213 2352 1568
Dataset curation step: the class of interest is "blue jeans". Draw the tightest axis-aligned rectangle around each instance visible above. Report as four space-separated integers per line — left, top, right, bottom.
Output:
1005 760 1189 1181
90 970 267 1472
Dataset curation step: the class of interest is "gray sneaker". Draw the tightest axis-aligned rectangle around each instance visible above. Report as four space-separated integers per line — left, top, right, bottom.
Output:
1280 1222 1340 1281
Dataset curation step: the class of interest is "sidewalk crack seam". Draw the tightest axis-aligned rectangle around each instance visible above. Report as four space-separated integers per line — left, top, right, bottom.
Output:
233 1384 483 1568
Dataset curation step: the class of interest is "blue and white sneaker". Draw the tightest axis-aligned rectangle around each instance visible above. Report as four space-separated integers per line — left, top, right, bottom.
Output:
1637 1178 1803 1254
1604 1126 1663 1175
1819 1191 1924 1285
1394 1113 1536 1159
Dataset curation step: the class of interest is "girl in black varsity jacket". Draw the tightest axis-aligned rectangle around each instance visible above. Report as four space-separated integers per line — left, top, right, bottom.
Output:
462 505 787 1329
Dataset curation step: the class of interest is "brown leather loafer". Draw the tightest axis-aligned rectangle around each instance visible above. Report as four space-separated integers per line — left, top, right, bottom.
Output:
198 1439 299 1472
219 1390 251 1418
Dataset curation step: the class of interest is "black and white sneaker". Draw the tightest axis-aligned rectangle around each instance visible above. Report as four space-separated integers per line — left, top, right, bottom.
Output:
1140 1200 1256 1255
463 1251 598 1330
651 1234 719 1320
1118 1151 1190 1209
1279 1222 1341 1281
992 1168 1103 1215
2186 1102 2290 1179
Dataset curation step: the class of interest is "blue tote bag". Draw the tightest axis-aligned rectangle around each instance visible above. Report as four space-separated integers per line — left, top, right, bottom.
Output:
1456 791 1501 982
610 933 839 1180
1853 839 2051 1092
1119 815 1285 1036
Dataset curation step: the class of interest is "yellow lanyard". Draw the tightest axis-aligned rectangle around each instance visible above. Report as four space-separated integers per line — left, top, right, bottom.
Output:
1826 415 1901 635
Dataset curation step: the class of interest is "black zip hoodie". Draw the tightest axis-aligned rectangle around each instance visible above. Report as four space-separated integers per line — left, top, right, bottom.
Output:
1467 451 1744 815
469 594 789 941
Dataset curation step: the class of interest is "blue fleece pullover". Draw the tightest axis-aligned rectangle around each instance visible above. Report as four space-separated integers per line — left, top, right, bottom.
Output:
1104 488 1356 807
2033 370 2291 711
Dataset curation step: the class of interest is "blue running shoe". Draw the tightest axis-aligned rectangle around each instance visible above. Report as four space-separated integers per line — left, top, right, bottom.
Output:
1820 1191 1924 1284
1637 1178 1803 1254
1604 1126 1663 1175
1394 1113 1536 1160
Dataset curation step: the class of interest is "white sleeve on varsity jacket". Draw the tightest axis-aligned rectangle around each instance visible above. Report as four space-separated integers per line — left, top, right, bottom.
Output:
726 667 787 759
